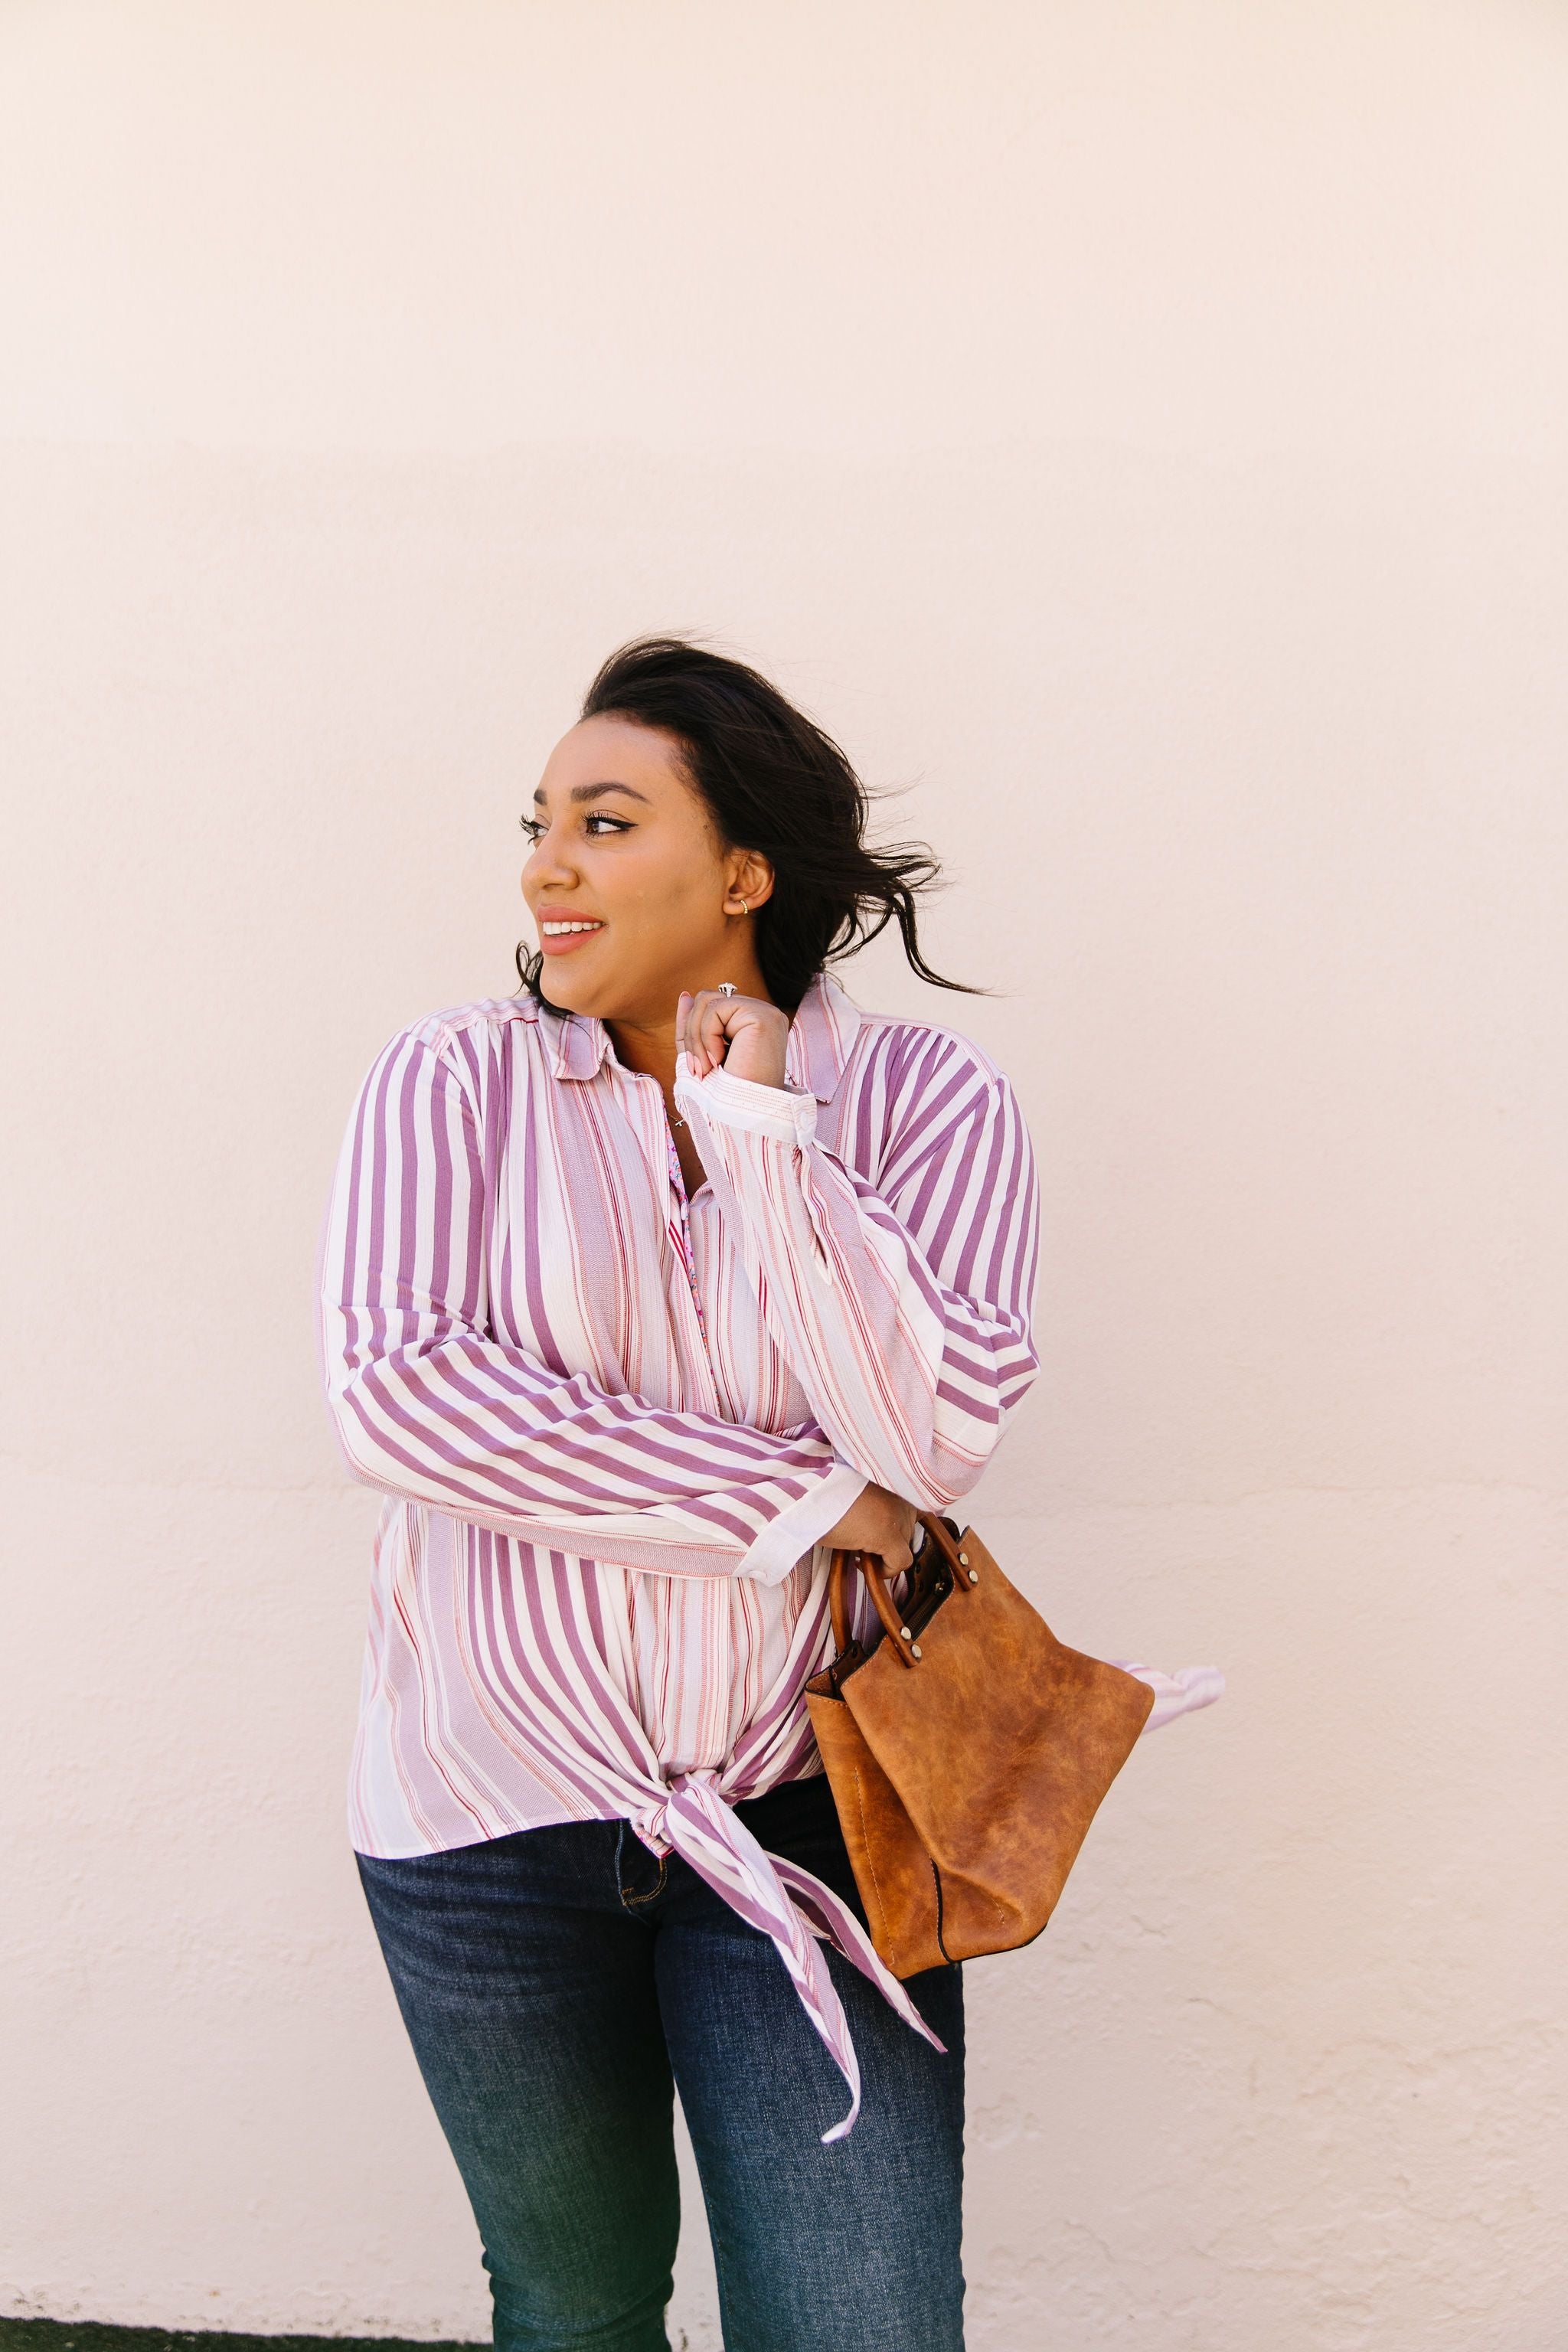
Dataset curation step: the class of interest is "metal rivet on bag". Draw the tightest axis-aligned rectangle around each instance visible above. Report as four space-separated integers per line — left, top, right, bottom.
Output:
910 1644 923 1659
958 1553 969 1565
968 1570 979 1583
899 1626 913 1641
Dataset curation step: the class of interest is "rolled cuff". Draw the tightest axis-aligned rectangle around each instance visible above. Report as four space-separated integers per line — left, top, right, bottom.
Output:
737 1458 868 1586
675 1054 818 1145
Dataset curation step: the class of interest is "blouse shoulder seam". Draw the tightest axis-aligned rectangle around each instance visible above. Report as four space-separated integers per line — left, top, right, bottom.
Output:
383 999 538 1129
397 995 537 1057
846 1007 1008 1087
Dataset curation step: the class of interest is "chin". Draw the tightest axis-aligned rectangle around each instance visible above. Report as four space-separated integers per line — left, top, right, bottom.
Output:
531 962 628 1021
521 960 578 1017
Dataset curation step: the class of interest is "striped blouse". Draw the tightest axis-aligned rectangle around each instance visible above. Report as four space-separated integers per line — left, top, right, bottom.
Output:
317 968 1220 2136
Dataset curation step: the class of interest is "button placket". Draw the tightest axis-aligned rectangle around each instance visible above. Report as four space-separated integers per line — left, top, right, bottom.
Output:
665 1119 712 1362
616 1065 716 1388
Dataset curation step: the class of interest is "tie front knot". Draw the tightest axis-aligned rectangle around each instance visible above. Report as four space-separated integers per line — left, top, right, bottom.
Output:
633 1772 946 2144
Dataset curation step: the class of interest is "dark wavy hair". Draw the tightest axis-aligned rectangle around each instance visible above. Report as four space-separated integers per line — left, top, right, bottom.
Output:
514 635 988 1015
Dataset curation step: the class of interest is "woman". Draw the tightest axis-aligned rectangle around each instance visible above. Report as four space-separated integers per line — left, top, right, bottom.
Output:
318 638 1148 2350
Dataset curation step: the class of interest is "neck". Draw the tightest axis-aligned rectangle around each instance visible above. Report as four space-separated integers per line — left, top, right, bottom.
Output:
602 961 775 1092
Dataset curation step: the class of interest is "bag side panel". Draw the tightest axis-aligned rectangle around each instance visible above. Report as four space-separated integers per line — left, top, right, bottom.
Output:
805 1688 946 1978
842 1527 1157 1949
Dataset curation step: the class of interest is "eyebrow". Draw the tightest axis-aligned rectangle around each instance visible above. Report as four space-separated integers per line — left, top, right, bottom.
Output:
532 781 653 807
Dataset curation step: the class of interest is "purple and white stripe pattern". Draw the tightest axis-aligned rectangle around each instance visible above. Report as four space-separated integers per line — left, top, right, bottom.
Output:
318 968 1215 2127
662 1772 945 2141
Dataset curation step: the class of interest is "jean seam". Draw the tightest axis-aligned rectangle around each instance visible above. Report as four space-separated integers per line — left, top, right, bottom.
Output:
701 2197 739 2352
614 1818 668 1911
619 1857 668 1909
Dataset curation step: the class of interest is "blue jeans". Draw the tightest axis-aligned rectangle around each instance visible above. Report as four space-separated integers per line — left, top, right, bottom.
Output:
356 1772 965 2352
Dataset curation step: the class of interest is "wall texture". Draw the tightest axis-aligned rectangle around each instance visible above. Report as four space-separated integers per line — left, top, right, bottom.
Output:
2 5 1565 2347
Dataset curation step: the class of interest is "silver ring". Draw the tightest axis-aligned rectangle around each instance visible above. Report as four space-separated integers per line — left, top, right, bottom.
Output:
717 982 737 996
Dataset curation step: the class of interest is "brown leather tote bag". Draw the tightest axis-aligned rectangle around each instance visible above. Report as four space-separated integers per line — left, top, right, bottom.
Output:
804 1510 1155 1979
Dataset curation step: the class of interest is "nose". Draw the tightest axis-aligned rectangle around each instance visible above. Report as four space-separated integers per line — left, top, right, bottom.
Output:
522 827 579 893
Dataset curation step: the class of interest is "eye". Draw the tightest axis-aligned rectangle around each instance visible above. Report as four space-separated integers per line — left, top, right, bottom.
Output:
519 814 632 842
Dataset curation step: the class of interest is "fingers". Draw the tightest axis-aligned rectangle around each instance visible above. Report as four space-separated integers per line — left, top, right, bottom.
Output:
676 989 707 1074
874 1498 917 1580
882 1535 915 1577
890 1495 919 1550
697 995 730 1076
676 988 730 1078
887 1500 923 1579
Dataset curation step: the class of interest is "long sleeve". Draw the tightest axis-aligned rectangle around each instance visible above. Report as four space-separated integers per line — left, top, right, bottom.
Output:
671 1030 1040 1514
318 1026 867 1584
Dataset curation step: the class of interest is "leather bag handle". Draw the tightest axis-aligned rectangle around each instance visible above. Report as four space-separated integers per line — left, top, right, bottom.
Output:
828 1509 972 1668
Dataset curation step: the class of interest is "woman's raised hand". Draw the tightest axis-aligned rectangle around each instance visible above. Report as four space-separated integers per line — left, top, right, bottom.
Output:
676 988 789 1087
819 1481 923 1578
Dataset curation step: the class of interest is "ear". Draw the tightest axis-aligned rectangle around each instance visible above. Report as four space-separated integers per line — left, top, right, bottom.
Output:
729 849 775 910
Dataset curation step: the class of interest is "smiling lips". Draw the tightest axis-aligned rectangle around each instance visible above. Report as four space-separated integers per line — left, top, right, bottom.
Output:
537 911 606 955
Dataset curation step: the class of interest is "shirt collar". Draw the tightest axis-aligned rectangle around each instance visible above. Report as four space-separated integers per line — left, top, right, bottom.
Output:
533 967 861 1103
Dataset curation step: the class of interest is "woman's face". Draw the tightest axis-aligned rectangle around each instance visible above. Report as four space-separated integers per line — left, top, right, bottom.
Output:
520 714 772 1026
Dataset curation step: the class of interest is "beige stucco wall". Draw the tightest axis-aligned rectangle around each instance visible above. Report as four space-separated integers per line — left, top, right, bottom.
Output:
3 5 1565 2346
